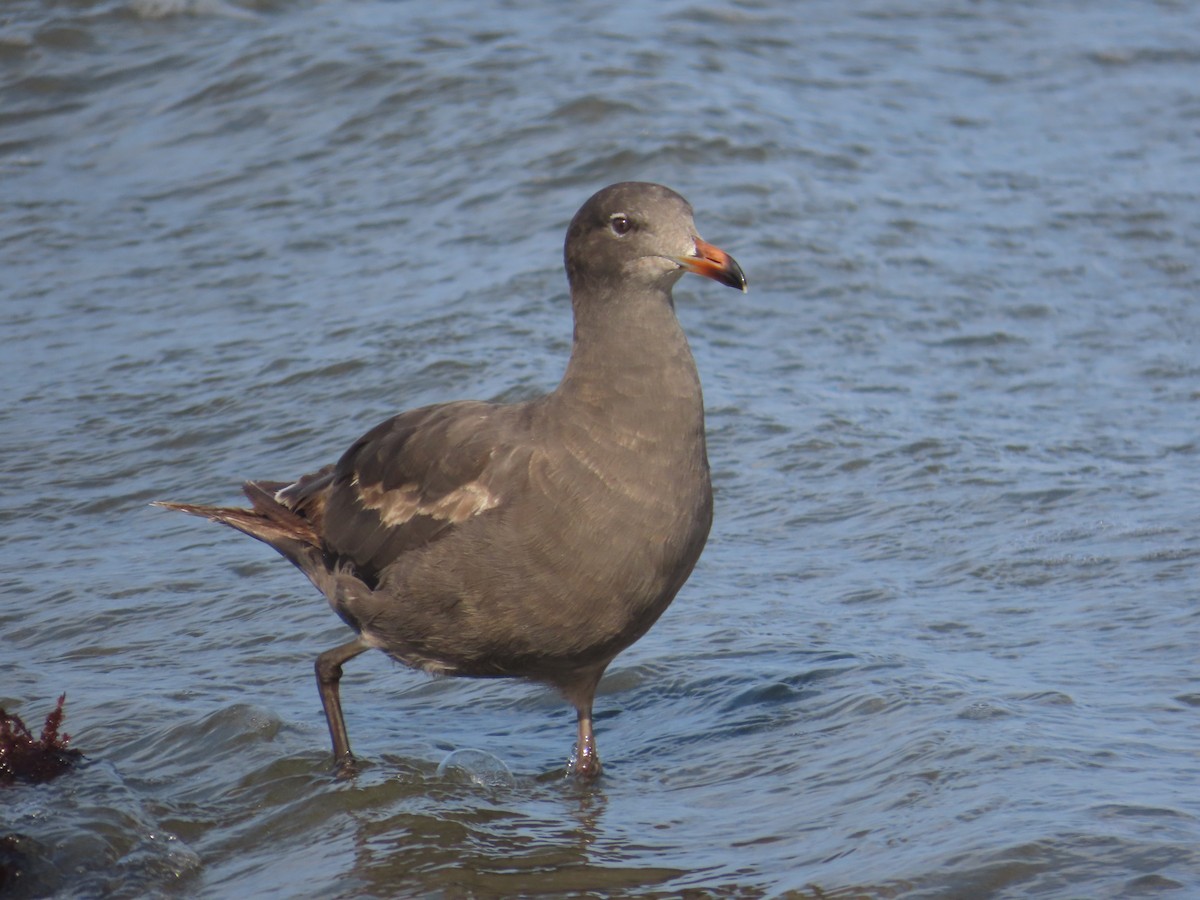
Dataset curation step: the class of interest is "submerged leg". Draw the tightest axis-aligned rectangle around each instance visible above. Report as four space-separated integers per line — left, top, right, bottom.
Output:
315 637 370 771
561 666 605 779
568 702 602 779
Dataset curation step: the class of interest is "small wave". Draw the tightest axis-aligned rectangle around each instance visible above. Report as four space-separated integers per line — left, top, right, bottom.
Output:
128 0 259 22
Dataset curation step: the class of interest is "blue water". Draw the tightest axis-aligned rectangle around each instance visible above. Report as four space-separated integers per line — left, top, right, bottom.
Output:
2 0 1198 896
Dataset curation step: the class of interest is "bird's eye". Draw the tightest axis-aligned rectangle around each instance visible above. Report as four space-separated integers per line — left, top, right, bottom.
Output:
609 214 632 236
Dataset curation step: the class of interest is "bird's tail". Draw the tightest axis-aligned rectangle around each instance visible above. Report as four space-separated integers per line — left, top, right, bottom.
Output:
152 481 321 570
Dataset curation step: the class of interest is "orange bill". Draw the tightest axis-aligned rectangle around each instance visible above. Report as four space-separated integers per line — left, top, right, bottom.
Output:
675 238 747 292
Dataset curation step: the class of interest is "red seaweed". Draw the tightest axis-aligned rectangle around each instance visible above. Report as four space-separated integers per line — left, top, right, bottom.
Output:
0 694 82 785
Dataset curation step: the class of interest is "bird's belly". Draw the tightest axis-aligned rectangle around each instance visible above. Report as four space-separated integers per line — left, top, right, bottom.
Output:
360 467 712 679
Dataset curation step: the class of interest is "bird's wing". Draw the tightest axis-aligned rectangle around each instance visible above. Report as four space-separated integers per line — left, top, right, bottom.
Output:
312 400 524 585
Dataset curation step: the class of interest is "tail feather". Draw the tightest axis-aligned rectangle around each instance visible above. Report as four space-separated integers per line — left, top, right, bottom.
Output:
152 497 321 566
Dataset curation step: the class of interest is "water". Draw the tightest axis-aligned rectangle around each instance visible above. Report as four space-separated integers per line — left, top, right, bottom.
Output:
2 0 1198 896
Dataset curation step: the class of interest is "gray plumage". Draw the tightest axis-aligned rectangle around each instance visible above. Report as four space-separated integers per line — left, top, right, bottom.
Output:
156 182 747 778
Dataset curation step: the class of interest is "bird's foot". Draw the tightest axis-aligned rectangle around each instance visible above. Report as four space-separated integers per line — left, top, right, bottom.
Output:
566 742 602 780
331 751 360 780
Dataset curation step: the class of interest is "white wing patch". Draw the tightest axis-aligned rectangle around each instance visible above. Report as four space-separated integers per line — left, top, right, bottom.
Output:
353 477 500 527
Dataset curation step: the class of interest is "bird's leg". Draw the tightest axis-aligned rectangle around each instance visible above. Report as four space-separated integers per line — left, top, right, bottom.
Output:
315 637 370 774
568 703 602 779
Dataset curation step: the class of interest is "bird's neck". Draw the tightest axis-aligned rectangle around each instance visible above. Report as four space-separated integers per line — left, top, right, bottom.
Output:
553 287 705 437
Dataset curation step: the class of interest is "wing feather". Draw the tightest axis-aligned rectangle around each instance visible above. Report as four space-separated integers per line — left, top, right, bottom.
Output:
318 400 521 584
